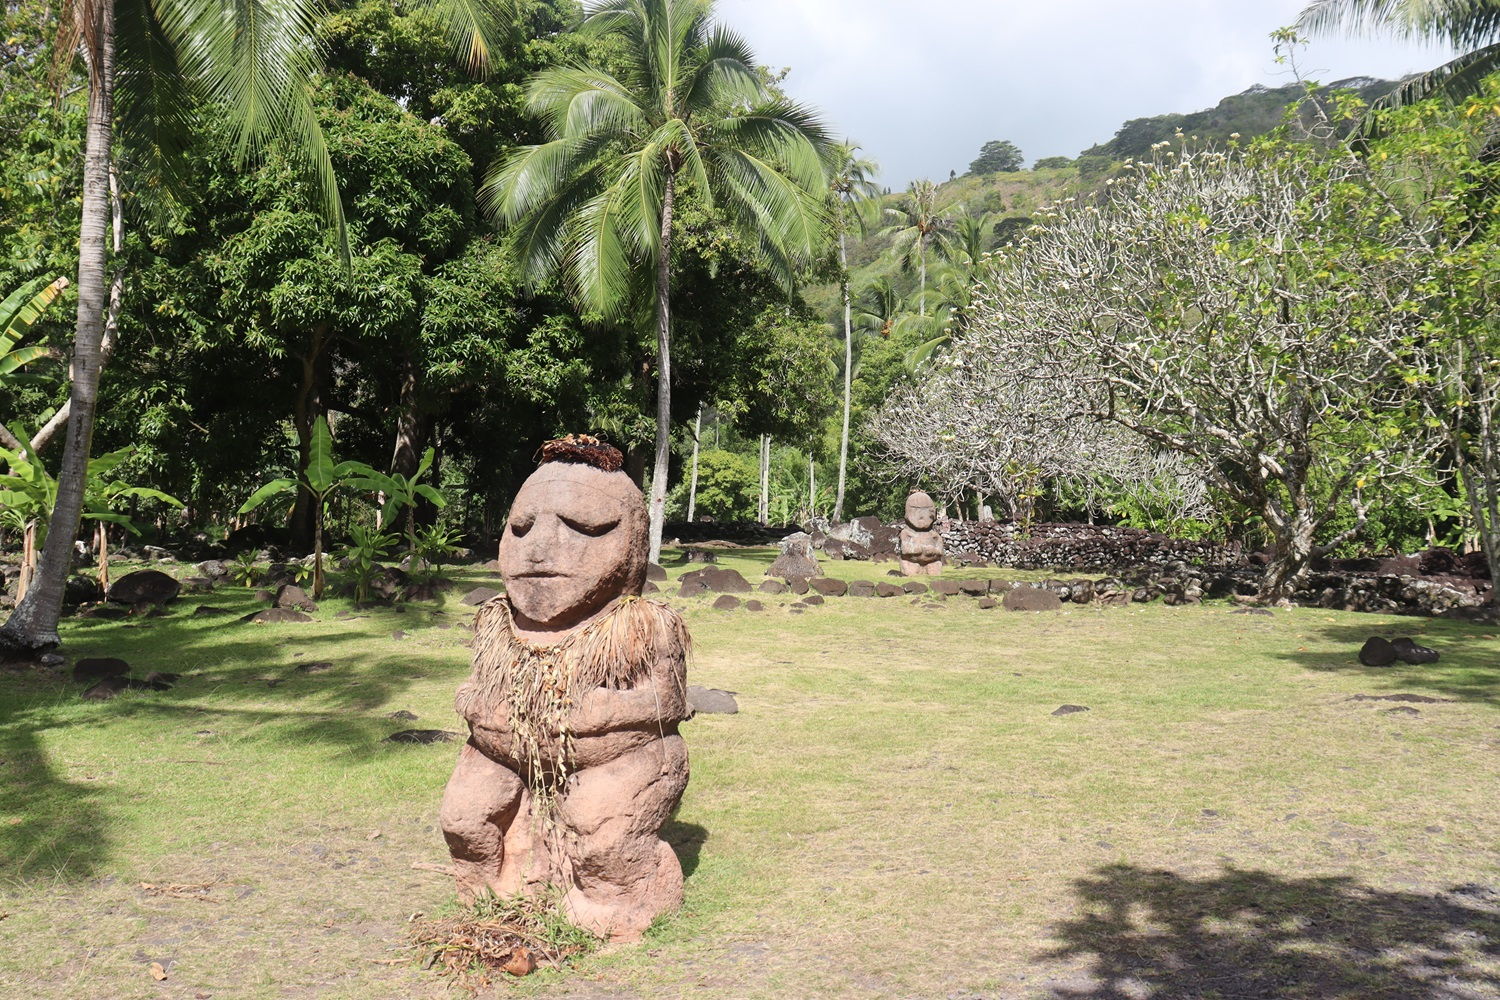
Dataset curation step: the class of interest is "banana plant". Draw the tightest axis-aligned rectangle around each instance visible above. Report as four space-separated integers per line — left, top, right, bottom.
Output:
348 447 447 567
0 276 66 381
238 415 378 599
0 442 181 599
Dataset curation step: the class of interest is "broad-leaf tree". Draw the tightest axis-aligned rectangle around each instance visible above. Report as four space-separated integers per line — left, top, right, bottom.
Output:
0 0 504 655
483 0 831 562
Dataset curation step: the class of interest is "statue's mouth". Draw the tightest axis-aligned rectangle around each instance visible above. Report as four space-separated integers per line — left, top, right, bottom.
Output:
513 570 568 579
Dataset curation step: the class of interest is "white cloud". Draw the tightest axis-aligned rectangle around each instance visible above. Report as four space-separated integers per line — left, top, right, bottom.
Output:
716 0 1454 186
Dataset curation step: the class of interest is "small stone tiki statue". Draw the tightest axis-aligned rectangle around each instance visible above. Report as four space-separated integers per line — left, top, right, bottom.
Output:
898 490 945 576
440 435 691 942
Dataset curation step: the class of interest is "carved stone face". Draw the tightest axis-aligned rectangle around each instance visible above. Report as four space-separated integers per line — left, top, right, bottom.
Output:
499 462 647 628
905 491 937 531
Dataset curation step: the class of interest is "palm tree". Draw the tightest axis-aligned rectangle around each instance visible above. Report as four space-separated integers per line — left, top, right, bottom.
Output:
1299 0 1500 108
828 142 879 522
0 0 500 657
944 210 995 280
483 0 831 563
881 179 952 316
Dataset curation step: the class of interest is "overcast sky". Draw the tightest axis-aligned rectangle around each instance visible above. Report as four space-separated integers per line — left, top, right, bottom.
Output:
715 0 1455 187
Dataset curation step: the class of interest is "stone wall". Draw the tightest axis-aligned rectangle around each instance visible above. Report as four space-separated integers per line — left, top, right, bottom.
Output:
941 520 1237 572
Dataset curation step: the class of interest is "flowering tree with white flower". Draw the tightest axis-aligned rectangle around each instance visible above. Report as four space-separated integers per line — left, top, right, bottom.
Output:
898 141 1446 601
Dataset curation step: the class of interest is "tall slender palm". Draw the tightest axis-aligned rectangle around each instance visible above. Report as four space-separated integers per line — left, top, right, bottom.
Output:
484 0 831 563
1300 0 1500 107
881 179 951 316
0 0 500 656
828 142 879 522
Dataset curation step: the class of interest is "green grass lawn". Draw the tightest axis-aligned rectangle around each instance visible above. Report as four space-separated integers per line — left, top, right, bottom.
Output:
3 548 1499 999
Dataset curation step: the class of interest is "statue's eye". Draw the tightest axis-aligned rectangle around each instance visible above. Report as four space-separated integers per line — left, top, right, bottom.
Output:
561 515 617 537
510 514 534 537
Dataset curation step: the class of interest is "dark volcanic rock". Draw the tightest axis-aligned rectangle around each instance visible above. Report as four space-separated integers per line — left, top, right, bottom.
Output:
809 577 848 597
192 605 233 617
711 595 741 611
108 570 180 606
958 579 989 597
461 586 502 607
902 581 929 595
646 563 668 581
803 594 825 606
930 579 961 597
848 580 877 597
1358 637 1398 666
1391 637 1439 664
64 575 104 606
73 657 129 683
977 597 997 609
275 584 316 612
758 579 788 595
678 577 710 598
744 600 764 612
1052 704 1090 716
875 582 904 598
383 729 459 744
767 532 821 580
1004 586 1063 612
242 608 312 624
388 710 418 721
687 686 739 715
788 577 810 595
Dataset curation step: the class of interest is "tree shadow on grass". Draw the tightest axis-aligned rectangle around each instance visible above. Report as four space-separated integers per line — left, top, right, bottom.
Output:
0 593 474 883
1044 864 1500 999
1267 616 1500 706
0 710 112 883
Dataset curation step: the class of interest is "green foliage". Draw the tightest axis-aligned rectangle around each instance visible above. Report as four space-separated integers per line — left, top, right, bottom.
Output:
412 524 462 581
674 449 756 521
229 551 261 587
0 276 64 378
349 447 447 560
1032 156 1073 170
341 524 398 604
968 139 1024 174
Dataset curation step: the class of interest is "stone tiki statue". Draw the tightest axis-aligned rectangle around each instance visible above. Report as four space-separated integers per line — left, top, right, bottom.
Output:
898 490 944 576
440 436 691 942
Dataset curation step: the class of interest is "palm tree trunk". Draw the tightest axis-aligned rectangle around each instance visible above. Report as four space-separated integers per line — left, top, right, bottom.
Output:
834 229 853 522
808 453 816 519
686 405 701 522
0 0 115 655
918 242 927 317
758 434 770 525
646 170 677 565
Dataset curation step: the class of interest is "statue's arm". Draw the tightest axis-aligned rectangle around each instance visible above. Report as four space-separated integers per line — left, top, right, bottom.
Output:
570 654 688 734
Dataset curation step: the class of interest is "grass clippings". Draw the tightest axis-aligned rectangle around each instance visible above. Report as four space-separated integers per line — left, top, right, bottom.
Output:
409 893 598 988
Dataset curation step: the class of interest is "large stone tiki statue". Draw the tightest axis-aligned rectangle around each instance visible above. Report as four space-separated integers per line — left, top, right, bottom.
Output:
898 490 944 576
440 436 691 942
